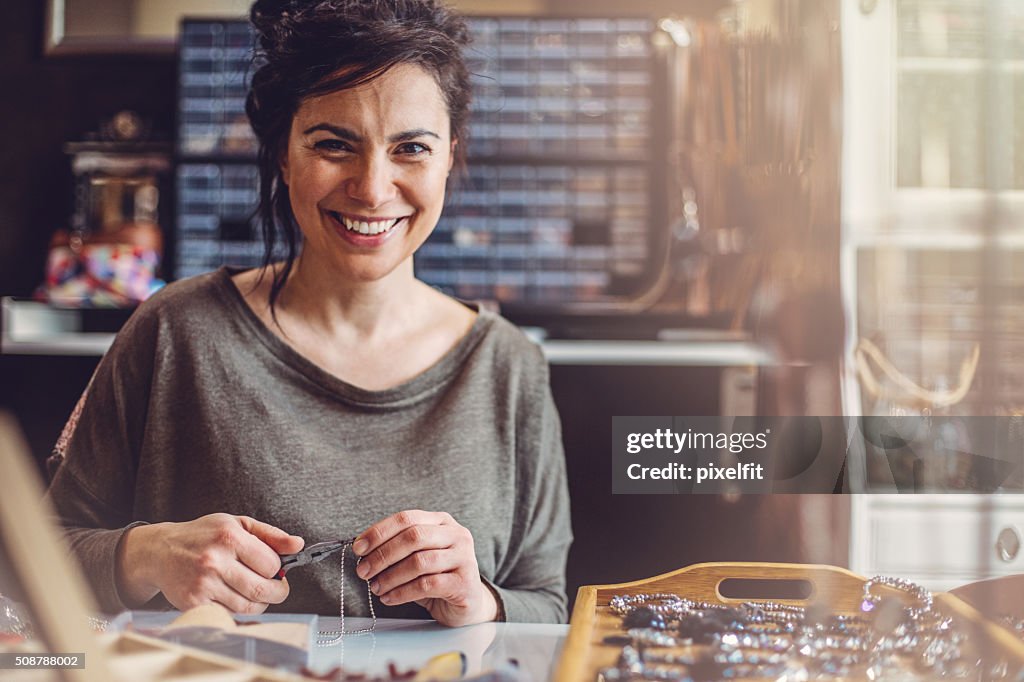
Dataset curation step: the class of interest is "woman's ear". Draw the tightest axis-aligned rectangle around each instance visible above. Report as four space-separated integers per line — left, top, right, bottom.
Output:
278 138 291 186
279 155 290 186
448 138 458 174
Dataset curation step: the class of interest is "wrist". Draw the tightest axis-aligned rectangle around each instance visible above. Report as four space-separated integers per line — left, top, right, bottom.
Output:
478 577 503 623
115 523 162 607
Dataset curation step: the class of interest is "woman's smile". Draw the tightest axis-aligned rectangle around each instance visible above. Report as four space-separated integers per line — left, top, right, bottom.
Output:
327 210 410 247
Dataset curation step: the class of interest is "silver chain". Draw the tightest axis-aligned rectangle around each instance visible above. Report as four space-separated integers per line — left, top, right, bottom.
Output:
861 574 933 621
317 542 376 645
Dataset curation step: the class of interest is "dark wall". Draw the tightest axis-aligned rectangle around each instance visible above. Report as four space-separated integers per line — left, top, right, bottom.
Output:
554 365 848 603
0 0 175 475
0 0 176 298
0 0 176 474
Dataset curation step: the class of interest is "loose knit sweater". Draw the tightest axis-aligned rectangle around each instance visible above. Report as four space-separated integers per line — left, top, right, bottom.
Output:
45 268 572 622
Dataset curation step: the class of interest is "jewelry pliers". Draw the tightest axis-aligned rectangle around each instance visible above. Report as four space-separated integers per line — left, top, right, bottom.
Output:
274 539 352 579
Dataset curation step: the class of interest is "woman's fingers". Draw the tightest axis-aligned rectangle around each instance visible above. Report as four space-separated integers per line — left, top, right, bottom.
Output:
221 560 291 606
356 523 458 582
238 516 305 556
232 518 298 579
367 549 460 598
351 510 496 625
353 510 453 557
375 571 472 608
208 582 271 616
146 513 301 614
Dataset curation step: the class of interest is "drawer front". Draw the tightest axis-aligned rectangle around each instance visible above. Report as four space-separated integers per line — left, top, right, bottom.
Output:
868 502 1024 582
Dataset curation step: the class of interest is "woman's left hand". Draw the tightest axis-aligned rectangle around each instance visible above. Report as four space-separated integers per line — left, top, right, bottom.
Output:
352 510 498 627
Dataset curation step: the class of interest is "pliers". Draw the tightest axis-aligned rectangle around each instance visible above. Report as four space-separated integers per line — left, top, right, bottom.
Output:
274 539 352 579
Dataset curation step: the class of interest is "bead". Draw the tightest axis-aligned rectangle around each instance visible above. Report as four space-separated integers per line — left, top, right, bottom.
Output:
687 656 727 682
627 628 678 648
604 634 633 646
703 607 744 629
675 613 707 641
624 607 669 630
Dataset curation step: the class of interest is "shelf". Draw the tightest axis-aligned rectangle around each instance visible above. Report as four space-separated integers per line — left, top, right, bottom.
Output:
0 298 119 356
844 195 1024 247
541 339 772 366
2 298 773 367
3 331 772 367
898 57 1024 72
1 333 117 356
846 231 1024 250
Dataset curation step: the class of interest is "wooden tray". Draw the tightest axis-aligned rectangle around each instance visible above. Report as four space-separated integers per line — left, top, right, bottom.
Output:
553 562 1024 682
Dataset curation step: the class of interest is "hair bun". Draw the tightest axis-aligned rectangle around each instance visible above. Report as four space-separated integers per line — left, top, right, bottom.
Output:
249 0 308 39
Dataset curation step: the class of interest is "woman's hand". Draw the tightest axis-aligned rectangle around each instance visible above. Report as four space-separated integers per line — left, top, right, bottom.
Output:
353 510 498 627
116 513 304 614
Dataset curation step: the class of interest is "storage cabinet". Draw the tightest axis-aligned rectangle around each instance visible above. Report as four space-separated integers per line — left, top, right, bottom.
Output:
843 0 1024 585
851 494 1024 591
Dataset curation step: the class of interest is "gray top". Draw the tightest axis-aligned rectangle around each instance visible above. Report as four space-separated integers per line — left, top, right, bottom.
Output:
45 268 572 622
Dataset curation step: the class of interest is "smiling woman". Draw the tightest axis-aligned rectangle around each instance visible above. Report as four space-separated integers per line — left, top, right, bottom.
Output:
45 0 572 627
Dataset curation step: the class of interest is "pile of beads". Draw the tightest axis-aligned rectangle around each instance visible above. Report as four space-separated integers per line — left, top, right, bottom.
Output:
598 576 1012 680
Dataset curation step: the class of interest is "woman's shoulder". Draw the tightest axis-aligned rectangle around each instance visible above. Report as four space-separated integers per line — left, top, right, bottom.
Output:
476 308 540 352
116 268 240 346
131 268 234 322
470 306 549 382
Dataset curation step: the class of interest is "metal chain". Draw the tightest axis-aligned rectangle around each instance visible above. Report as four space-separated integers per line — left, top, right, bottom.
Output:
317 542 376 645
861 574 935 622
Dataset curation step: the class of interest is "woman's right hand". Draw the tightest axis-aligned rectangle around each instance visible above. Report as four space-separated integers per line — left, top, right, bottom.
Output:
115 513 304 614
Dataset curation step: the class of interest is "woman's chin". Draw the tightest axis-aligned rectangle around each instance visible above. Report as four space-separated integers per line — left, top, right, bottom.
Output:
329 256 413 286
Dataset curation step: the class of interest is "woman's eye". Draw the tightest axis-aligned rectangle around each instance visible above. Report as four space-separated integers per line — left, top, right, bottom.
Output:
313 139 350 153
396 142 430 156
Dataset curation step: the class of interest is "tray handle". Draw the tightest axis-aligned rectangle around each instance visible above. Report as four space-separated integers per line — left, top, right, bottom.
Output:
592 561 869 611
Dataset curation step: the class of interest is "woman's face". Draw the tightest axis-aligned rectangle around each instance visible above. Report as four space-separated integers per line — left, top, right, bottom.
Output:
282 63 455 285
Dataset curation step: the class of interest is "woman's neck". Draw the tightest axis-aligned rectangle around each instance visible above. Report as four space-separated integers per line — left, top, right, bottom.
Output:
272 254 425 342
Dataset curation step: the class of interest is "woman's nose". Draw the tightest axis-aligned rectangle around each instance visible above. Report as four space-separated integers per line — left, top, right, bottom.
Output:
346 155 397 208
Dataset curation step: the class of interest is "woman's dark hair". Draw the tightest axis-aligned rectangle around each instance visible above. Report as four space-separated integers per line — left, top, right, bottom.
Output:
246 0 472 315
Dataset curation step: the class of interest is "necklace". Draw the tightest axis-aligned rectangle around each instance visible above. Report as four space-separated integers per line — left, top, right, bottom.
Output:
317 541 376 645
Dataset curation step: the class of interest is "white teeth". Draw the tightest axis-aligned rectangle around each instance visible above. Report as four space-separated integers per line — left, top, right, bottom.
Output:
333 213 401 236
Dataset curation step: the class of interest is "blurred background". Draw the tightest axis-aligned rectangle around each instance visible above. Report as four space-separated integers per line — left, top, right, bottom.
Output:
1 0 1022 606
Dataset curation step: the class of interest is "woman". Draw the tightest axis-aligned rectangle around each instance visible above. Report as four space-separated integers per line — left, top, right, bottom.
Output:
46 0 571 626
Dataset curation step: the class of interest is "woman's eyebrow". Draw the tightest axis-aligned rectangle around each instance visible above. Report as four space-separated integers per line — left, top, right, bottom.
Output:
388 129 441 143
303 123 360 140
301 124 440 144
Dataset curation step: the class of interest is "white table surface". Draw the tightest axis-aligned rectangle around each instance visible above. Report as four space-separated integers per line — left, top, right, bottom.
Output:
310 617 567 680
117 612 568 680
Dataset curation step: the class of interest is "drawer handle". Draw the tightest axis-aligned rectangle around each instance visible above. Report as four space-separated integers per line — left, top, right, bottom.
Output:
996 526 1021 562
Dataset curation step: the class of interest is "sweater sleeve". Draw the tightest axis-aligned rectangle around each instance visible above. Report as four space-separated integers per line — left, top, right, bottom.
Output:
490 350 573 624
44 306 158 614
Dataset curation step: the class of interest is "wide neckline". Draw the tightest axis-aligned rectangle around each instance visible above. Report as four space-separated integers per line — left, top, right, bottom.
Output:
212 267 493 407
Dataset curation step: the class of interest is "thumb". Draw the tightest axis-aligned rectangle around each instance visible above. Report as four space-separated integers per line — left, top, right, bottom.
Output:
237 516 305 554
